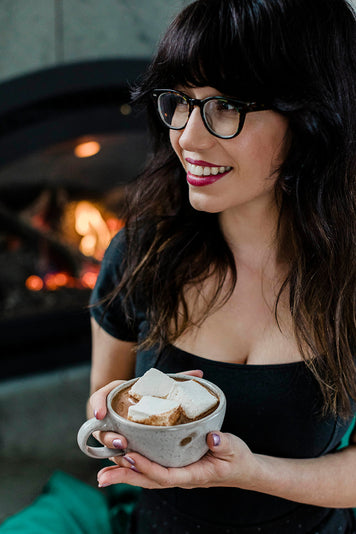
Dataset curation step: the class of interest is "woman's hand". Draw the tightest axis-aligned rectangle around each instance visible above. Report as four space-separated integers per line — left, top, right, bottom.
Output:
88 369 205 452
89 379 128 449
96 431 259 490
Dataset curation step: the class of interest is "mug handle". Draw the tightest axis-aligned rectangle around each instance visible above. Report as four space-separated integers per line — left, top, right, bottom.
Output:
77 415 126 459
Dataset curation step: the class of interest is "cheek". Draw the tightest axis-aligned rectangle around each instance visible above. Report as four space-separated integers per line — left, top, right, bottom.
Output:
236 130 289 176
169 131 186 170
236 113 289 167
169 130 180 155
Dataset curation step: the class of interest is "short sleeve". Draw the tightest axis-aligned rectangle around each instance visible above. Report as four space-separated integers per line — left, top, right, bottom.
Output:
89 229 139 342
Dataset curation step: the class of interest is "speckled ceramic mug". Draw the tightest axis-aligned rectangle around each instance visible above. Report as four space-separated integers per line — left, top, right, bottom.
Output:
77 374 226 468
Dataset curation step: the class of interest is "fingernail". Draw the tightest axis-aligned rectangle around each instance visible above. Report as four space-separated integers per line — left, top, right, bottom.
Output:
98 482 111 488
123 455 136 466
94 409 100 420
113 438 124 449
212 433 221 447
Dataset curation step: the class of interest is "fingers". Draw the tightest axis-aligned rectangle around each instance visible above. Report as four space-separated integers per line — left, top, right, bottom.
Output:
96 432 239 490
89 380 125 419
206 431 239 459
97 464 151 488
97 453 196 489
94 431 128 450
97 458 153 488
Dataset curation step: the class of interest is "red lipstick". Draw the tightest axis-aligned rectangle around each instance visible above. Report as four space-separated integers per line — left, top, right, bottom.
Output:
185 158 232 187
186 170 231 186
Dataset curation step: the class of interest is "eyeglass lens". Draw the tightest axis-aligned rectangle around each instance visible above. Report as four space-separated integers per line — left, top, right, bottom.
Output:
157 92 242 138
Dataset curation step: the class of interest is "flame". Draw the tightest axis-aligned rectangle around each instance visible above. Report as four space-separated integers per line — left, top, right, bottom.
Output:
25 201 122 293
74 201 123 260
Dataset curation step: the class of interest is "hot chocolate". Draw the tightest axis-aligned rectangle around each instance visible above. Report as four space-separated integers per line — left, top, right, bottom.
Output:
112 375 219 426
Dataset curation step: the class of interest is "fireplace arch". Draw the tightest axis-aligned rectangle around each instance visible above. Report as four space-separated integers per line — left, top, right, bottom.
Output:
0 58 148 379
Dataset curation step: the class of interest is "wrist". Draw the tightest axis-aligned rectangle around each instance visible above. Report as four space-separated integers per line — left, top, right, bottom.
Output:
240 452 269 492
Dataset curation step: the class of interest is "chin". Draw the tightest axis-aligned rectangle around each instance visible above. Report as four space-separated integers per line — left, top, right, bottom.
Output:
188 193 223 214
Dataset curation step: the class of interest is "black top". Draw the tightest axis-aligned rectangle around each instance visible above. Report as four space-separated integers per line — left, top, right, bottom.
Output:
90 230 356 534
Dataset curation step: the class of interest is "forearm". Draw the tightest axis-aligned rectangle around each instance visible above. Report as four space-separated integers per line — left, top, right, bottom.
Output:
252 444 356 508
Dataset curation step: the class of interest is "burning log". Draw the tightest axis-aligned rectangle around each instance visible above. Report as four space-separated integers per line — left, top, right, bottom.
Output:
0 200 100 277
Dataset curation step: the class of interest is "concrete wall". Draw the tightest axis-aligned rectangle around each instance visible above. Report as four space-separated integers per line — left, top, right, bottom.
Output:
0 0 190 83
0 364 95 522
0 0 355 83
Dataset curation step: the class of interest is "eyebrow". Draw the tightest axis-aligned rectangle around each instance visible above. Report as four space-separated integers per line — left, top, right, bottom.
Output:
173 87 227 99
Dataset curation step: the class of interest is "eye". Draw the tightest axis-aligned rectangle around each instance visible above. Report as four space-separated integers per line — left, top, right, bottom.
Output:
215 100 239 113
175 96 189 108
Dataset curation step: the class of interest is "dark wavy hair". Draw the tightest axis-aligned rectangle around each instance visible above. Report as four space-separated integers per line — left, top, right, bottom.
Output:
112 0 356 416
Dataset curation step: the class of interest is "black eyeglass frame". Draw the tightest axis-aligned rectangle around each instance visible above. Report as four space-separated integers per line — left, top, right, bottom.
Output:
152 89 271 139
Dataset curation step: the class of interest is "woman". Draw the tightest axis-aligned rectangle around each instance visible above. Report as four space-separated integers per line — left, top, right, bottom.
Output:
88 0 356 532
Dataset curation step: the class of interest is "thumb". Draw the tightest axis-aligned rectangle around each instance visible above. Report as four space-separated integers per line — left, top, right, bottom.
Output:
90 380 124 420
207 431 235 457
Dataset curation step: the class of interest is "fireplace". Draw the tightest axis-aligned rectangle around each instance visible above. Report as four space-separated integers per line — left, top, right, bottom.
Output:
0 59 148 379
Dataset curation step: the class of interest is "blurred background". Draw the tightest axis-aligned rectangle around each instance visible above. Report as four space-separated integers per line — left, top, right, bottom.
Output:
0 0 189 522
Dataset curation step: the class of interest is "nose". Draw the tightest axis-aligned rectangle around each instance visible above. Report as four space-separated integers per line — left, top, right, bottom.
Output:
178 107 215 151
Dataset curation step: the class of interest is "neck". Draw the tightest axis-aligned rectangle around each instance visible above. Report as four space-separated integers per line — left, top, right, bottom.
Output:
218 200 284 276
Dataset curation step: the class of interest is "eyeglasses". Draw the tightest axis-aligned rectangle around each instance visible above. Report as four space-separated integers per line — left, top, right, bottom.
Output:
152 89 270 139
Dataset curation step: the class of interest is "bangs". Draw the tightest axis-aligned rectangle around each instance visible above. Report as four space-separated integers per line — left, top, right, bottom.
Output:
135 0 347 111
140 0 271 103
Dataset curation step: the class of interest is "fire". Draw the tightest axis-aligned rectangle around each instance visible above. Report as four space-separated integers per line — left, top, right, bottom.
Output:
25 268 99 292
74 201 123 260
25 200 122 293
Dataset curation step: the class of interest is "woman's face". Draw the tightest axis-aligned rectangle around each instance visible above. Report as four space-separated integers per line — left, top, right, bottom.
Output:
169 86 290 218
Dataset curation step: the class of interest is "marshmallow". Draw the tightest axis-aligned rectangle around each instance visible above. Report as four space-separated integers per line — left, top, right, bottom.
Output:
129 368 176 400
127 396 181 426
168 379 218 419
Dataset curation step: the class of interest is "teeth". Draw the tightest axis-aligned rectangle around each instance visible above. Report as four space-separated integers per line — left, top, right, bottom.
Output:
187 163 231 177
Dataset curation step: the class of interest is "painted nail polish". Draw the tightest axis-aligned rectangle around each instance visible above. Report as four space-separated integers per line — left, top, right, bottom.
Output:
212 433 221 447
113 438 124 449
123 455 136 466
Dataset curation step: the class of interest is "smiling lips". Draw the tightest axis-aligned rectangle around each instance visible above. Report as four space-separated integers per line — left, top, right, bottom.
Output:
185 158 232 186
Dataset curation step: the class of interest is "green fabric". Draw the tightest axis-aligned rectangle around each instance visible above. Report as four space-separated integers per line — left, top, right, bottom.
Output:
339 417 356 449
0 471 140 534
338 418 356 518
106 484 142 534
